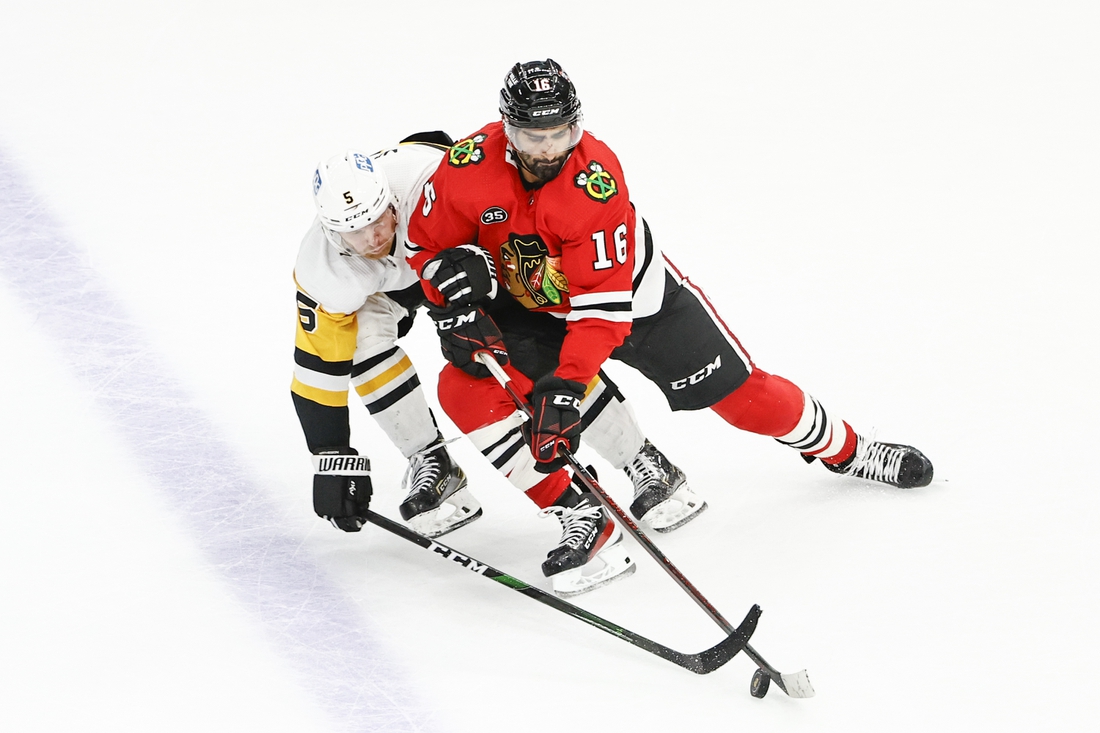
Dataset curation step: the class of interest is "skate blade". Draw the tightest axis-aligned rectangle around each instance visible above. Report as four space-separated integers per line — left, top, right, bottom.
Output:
643 485 708 533
404 488 483 539
550 540 636 598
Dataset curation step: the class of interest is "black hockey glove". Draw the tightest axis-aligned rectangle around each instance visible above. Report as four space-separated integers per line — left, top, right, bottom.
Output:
427 302 508 379
312 447 372 532
524 376 586 474
421 245 498 306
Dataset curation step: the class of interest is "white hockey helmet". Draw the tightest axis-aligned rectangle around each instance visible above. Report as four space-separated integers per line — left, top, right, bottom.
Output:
312 150 393 236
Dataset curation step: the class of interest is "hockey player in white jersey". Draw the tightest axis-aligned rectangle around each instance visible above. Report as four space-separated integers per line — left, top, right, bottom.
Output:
292 134 704 595
293 133 480 539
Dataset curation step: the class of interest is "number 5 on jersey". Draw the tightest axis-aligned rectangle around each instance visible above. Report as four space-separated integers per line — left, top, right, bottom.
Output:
297 291 318 333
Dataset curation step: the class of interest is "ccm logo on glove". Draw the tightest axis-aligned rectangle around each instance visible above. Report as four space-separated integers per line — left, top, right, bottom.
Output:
553 394 581 408
434 310 478 331
427 302 508 379
525 376 587 473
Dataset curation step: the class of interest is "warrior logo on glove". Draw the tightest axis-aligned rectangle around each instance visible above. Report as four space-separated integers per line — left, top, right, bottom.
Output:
316 454 369 473
312 447 373 532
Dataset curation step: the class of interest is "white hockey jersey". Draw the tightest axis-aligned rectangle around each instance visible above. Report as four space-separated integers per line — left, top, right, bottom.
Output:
294 142 446 313
292 140 446 419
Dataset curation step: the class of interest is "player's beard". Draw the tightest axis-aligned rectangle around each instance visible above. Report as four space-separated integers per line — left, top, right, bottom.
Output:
517 150 571 185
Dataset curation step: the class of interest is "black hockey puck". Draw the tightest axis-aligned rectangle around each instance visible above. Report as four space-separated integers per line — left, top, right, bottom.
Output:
750 669 770 698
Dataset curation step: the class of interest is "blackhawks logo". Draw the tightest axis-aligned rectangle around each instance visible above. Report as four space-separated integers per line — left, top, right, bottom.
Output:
448 134 487 167
499 234 569 309
574 161 618 203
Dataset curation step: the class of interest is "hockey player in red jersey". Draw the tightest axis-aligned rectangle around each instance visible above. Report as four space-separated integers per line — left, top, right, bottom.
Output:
294 133 700 592
407 60 934 590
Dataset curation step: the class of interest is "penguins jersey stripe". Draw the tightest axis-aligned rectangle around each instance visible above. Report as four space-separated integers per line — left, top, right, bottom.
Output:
353 353 415 398
295 347 352 377
291 376 349 408
362 373 422 416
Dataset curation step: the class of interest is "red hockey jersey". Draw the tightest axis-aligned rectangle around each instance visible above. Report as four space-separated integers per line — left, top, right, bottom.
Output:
407 121 638 384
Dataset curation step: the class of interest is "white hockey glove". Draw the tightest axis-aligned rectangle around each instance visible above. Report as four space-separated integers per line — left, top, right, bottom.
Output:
312 447 372 532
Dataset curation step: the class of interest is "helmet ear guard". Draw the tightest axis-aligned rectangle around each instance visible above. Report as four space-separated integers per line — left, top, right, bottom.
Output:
313 151 393 237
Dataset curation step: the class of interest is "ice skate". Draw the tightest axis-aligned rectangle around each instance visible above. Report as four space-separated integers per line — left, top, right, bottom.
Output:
822 434 933 488
540 491 635 598
625 440 707 533
399 439 482 538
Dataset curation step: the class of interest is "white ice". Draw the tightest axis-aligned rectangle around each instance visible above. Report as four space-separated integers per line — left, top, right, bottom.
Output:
1 2 1098 731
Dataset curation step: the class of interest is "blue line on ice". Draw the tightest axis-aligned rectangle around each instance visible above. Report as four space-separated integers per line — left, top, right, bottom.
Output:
0 150 435 733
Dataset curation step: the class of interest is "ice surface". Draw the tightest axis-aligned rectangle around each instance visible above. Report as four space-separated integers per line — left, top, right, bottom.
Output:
0 152 434 733
2 2 1098 732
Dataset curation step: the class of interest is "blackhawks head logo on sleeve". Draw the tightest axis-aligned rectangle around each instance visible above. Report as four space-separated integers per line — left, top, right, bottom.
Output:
574 161 618 203
448 134 488 167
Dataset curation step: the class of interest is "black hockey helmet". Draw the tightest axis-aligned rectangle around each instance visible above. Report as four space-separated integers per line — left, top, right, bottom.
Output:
499 59 582 129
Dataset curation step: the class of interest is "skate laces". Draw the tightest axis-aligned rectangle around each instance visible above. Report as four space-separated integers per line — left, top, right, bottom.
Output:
845 432 903 484
539 503 603 548
625 445 666 499
402 437 460 499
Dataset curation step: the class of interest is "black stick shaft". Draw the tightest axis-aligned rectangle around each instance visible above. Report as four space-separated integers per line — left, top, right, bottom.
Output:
495 367 736 629
364 509 755 674
476 353 795 693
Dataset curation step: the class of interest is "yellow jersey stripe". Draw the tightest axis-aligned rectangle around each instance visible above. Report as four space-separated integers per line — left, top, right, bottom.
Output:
292 377 349 408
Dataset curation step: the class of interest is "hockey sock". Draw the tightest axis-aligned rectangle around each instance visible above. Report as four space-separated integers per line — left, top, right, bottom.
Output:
353 345 440 458
810 420 858 465
577 373 645 470
710 369 857 465
464 408 575 508
524 470 577 509
776 400 856 465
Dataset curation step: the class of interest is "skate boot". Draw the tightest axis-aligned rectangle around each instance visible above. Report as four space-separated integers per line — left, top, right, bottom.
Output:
399 439 482 538
821 434 933 488
625 440 707 533
540 491 635 598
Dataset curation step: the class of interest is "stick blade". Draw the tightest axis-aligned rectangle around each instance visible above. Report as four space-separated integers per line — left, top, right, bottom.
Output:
780 670 815 698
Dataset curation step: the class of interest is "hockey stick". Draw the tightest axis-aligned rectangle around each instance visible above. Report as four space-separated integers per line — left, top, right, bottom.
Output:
364 509 758 674
474 352 814 698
